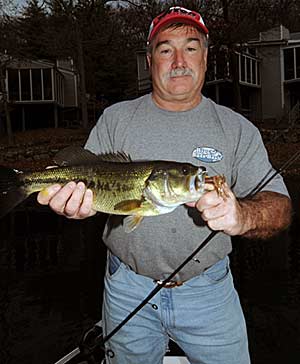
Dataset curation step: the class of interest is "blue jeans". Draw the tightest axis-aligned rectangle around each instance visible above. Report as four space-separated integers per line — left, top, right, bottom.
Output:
102 254 250 364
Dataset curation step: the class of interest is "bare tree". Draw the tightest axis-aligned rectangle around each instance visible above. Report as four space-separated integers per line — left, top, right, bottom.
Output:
1 0 299 136
0 54 13 144
0 4 16 143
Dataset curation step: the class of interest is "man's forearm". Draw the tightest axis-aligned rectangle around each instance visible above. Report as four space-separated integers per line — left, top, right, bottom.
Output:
238 191 292 240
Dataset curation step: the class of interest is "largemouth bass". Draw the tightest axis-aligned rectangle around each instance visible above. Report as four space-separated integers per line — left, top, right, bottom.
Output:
0 146 225 232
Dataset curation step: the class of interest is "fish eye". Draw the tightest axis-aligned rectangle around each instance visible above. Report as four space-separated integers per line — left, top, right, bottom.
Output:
182 166 189 175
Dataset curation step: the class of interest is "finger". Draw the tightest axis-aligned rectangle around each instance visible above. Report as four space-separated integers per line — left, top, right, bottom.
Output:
64 182 86 217
196 190 223 212
201 203 226 221
206 213 237 232
77 189 96 218
48 181 77 214
185 201 196 207
220 181 235 199
37 184 62 205
206 216 226 231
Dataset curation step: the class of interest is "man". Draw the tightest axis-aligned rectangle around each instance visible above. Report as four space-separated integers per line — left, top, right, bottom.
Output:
38 6 292 364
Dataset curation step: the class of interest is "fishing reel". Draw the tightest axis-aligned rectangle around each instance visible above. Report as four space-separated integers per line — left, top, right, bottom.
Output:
79 324 106 364
55 322 114 364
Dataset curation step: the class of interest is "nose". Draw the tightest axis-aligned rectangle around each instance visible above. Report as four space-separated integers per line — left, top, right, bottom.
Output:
172 49 186 68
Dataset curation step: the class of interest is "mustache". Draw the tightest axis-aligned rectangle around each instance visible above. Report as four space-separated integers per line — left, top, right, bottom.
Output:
166 68 194 78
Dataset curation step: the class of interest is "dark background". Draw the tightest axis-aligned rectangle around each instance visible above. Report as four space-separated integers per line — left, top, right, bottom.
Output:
0 159 300 364
1 1 300 362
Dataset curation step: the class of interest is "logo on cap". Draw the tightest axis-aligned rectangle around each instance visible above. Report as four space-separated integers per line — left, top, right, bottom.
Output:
147 6 208 44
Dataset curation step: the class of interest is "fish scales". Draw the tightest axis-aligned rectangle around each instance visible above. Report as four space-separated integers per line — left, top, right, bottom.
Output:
90 162 158 213
20 162 156 214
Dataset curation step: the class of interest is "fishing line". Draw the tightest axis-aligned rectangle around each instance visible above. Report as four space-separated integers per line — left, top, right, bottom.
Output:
246 149 300 197
54 148 300 364
102 230 218 345
99 148 300 352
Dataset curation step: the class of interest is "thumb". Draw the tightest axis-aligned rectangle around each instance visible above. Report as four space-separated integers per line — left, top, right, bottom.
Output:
37 184 61 205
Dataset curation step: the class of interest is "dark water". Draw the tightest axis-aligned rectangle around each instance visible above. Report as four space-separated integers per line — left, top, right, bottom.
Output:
0 176 300 364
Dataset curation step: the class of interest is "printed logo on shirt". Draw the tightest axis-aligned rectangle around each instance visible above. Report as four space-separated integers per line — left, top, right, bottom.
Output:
192 147 223 163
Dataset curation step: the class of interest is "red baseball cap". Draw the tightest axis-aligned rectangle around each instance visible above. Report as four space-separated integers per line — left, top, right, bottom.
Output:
147 6 209 44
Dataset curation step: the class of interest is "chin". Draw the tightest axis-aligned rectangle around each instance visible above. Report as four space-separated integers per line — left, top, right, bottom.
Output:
169 88 193 97
168 82 194 93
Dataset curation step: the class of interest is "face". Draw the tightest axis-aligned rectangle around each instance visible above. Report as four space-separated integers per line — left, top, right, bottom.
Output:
147 25 208 111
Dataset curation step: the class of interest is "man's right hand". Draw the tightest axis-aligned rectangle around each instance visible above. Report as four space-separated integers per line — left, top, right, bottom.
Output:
37 181 97 219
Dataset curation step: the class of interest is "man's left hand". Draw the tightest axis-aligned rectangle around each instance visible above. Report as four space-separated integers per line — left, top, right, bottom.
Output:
187 183 248 236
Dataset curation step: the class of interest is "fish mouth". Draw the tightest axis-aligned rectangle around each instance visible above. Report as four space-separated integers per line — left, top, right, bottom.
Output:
190 168 206 194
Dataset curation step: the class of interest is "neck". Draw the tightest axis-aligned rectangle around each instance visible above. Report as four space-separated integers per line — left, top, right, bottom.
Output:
151 92 202 112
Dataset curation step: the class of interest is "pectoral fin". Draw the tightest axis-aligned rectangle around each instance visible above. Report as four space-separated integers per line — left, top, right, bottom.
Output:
123 215 144 233
114 199 143 213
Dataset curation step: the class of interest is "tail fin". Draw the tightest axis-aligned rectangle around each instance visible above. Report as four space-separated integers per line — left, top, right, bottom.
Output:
0 166 28 218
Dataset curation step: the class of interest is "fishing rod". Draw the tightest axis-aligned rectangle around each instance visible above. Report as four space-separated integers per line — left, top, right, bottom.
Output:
54 148 300 364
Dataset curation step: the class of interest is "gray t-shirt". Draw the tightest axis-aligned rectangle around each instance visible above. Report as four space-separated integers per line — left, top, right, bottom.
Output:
85 94 289 281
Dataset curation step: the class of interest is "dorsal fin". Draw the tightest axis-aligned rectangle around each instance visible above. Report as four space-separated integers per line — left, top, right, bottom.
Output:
53 146 131 167
98 151 132 163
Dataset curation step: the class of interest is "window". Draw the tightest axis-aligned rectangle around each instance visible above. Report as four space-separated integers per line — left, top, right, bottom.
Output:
7 66 57 102
206 50 260 86
296 47 300 79
32 69 42 100
20 69 31 101
206 58 217 81
239 53 260 86
246 57 251 83
283 47 300 81
256 62 260 85
206 49 230 82
240 55 245 82
55 73 63 105
284 48 294 80
7 69 19 101
251 59 257 85
43 68 52 100
215 49 228 80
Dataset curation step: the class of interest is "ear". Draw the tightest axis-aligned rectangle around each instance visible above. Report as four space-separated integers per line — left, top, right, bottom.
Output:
146 53 152 76
203 48 208 72
146 53 152 68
